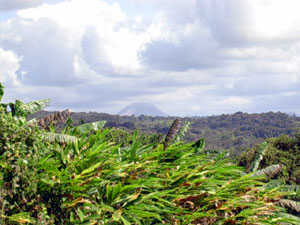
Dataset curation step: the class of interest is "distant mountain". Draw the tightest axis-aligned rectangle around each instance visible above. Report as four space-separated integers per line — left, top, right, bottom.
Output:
118 103 168 117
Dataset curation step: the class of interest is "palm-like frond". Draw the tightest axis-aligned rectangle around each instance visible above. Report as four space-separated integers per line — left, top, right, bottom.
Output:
278 199 300 213
249 141 268 172
251 164 283 178
19 99 50 117
281 185 300 194
43 132 77 144
263 179 284 189
173 121 191 144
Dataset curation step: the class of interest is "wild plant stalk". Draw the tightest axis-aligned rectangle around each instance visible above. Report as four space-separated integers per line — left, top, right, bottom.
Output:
163 118 181 149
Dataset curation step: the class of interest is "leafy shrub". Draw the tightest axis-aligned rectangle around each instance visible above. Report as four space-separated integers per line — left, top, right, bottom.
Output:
240 133 300 184
0 101 60 223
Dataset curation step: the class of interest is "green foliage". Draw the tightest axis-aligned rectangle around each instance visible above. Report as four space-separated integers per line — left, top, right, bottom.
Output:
17 99 50 117
240 133 300 184
1 83 300 224
0 110 297 224
249 141 268 172
0 102 58 223
2 99 50 118
105 128 163 148
252 164 283 178
173 121 191 144
106 128 132 147
192 137 206 153
70 120 106 134
36 109 300 157
43 132 78 144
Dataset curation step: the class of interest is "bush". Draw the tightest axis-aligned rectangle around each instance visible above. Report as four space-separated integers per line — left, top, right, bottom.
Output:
239 133 300 184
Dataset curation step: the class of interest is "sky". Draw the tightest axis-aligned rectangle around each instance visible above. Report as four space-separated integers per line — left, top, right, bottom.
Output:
0 0 300 116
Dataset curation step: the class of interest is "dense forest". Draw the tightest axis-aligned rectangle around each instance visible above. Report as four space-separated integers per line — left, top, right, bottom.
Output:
33 110 300 156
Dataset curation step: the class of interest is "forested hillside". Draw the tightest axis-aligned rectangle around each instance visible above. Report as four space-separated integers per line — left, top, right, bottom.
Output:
33 110 300 156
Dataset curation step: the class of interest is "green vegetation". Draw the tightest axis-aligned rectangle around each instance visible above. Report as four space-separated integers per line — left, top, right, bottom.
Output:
240 130 300 185
1 83 300 224
33 109 300 157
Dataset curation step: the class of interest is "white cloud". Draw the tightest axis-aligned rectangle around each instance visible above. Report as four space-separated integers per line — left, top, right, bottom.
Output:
18 0 126 35
0 17 81 86
196 0 300 44
17 0 163 76
250 0 300 41
0 0 43 11
1 0 300 115
0 48 21 87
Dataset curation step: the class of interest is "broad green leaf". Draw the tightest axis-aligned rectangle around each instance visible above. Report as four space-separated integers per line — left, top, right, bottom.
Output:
112 182 122 201
77 208 85 222
192 138 205 152
43 132 77 144
250 142 267 172
71 121 106 134
130 130 139 162
173 121 191 143
106 184 113 202
19 99 50 116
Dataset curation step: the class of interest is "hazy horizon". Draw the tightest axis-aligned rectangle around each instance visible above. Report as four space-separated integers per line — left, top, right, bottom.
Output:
35 101 300 118
1 0 300 116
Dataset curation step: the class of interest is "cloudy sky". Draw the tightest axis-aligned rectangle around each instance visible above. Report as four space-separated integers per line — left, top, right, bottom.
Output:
0 0 300 116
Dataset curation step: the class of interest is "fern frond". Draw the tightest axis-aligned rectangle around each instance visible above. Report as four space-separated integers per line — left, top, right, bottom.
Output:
251 164 283 178
263 179 284 190
280 185 300 194
163 119 181 149
249 142 268 172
